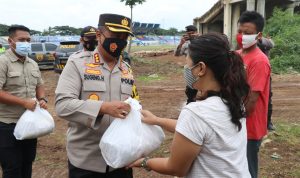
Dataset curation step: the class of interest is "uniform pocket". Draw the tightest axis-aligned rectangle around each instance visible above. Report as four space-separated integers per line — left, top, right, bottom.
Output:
82 81 106 101
29 70 40 86
121 84 132 101
7 71 23 86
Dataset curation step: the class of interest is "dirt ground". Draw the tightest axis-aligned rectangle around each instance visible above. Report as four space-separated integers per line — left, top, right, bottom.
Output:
1 54 299 178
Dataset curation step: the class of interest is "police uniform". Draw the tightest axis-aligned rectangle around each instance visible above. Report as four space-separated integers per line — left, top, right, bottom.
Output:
55 14 138 178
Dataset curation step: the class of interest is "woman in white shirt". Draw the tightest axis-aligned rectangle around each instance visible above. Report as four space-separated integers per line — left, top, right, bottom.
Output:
129 33 251 178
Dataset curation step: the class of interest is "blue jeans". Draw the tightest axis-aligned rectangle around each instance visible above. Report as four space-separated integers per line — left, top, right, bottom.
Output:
247 139 262 178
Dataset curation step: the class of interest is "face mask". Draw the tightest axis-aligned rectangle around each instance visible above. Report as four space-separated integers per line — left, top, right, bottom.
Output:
236 33 258 49
13 41 31 57
184 64 199 89
102 37 127 58
83 39 97 51
236 33 243 48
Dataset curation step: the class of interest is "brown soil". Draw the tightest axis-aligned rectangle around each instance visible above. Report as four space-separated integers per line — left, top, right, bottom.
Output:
1 54 299 178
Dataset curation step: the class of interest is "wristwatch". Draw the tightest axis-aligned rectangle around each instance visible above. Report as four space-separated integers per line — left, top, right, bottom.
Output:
141 157 151 171
38 97 48 103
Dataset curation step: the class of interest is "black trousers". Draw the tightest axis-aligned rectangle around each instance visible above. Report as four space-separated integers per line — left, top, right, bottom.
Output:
68 161 133 178
185 86 198 104
0 122 37 178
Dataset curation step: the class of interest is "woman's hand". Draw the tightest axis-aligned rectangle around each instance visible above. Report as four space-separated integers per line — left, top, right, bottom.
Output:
128 158 144 168
141 110 160 126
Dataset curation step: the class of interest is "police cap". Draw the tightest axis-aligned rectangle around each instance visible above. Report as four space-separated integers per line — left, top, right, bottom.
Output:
80 26 97 37
98 13 133 36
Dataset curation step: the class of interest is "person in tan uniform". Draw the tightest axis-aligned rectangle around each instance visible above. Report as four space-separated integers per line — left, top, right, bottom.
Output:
55 14 138 178
0 25 47 178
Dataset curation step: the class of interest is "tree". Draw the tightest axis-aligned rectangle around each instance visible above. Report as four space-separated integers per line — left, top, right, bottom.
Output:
0 24 10 36
30 29 42 36
120 0 146 54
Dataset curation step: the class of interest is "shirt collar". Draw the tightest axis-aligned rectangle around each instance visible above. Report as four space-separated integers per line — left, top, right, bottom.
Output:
7 48 30 63
93 48 122 73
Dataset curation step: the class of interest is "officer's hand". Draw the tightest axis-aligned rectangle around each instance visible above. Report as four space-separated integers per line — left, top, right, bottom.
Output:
22 99 37 111
141 110 159 125
100 101 131 119
39 100 48 110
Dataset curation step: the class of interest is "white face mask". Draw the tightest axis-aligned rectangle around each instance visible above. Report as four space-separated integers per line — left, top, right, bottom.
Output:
242 34 258 49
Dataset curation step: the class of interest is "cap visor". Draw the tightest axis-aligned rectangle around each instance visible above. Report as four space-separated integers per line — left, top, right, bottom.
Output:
107 26 134 36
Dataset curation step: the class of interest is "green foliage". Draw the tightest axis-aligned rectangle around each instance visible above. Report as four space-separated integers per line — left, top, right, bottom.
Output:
153 27 181 36
264 8 300 73
42 26 81 36
120 0 146 8
0 24 10 36
269 122 300 145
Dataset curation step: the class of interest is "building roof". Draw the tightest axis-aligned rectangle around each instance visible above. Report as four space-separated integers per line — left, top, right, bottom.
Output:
194 0 223 23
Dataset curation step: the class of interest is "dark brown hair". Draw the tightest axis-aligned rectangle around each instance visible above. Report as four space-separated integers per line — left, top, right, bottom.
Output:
189 32 249 131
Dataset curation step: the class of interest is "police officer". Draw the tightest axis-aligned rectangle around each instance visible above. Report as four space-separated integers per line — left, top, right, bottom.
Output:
0 25 47 178
55 14 138 178
80 26 98 52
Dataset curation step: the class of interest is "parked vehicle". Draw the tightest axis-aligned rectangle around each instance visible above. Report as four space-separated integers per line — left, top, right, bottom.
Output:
28 42 57 69
54 41 82 73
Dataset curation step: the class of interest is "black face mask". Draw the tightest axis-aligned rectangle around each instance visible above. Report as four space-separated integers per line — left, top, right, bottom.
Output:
83 39 97 51
102 37 128 58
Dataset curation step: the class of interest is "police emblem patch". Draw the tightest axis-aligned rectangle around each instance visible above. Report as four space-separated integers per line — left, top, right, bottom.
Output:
89 94 100 101
121 18 129 26
110 43 118 52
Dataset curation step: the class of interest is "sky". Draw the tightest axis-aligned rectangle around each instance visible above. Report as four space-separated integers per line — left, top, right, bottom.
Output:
0 0 218 32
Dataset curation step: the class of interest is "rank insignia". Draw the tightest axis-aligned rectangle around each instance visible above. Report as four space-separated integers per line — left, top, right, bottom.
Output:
94 53 100 63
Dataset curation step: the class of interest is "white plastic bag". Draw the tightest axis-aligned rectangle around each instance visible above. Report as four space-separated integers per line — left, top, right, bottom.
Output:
100 98 165 168
14 105 55 140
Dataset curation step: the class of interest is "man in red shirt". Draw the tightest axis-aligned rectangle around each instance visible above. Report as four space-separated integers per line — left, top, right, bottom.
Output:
236 11 270 178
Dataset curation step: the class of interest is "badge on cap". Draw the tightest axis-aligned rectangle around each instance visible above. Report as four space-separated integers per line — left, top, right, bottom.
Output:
89 94 100 101
90 28 96 32
110 43 118 52
121 18 129 27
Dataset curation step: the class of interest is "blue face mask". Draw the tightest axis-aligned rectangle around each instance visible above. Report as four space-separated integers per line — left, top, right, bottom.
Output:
14 41 31 57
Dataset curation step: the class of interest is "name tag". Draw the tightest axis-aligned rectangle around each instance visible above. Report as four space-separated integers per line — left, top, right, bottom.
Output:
84 74 104 81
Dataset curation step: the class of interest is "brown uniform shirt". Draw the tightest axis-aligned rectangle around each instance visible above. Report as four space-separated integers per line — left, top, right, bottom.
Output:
0 49 44 123
55 49 137 172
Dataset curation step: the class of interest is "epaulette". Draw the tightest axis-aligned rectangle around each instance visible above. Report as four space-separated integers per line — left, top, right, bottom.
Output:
71 50 92 59
122 60 131 69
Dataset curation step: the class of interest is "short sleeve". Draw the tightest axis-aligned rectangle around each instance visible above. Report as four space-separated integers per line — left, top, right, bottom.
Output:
175 108 212 146
0 58 7 89
36 69 44 86
248 61 270 92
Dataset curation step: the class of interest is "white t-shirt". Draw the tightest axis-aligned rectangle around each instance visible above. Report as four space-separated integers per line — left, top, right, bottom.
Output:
176 96 251 178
